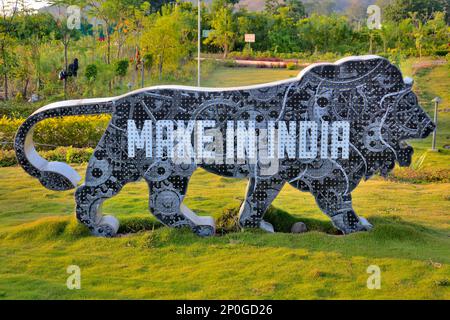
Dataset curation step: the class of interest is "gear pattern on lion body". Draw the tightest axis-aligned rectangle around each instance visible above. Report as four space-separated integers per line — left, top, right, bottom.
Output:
14 56 435 237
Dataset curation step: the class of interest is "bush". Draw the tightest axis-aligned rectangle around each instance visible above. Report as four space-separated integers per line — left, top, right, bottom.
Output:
0 149 17 167
115 59 129 78
143 53 153 70
85 64 98 82
0 101 37 118
0 147 94 168
40 147 68 162
65 147 93 163
0 116 23 149
0 115 110 149
216 207 241 235
389 168 450 184
434 49 449 57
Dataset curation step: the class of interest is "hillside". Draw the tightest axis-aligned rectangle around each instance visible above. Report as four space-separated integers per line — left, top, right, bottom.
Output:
237 0 378 13
191 0 378 13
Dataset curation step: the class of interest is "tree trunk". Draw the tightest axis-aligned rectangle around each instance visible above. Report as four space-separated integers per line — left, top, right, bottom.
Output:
23 78 29 100
107 33 111 65
107 29 112 92
223 43 228 59
158 55 163 81
1 43 8 101
64 38 69 99
4 73 8 101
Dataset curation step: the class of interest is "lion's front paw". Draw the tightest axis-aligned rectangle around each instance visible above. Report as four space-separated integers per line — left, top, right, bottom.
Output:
332 212 373 234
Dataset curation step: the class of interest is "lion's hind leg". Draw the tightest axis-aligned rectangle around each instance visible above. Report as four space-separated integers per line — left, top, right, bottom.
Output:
75 150 126 237
314 192 373 234
146 167 215 237
239 177 285 233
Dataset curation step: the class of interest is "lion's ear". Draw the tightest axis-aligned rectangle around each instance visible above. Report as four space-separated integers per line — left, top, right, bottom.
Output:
404 77 414 88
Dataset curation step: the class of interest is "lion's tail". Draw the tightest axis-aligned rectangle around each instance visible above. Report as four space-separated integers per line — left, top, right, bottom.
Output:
14 98 115 191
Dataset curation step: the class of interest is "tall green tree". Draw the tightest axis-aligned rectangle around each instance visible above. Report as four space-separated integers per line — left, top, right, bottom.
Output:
284 0 306 21
205 6 236 58
424 12 449 54
264 0 281 15
0 0 23 100
384 0 449 24
236 10 270 52
410 12 426 58
141 4 196 79
211 0 239 13
14 12 58 97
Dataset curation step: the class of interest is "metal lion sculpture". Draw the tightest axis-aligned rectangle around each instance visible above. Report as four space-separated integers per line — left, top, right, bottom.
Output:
15 56 435 237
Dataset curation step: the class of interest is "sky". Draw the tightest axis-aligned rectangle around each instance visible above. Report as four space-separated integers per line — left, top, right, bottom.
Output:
26 0 49 9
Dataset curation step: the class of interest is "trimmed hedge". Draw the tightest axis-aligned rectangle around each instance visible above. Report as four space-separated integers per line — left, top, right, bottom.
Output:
0 150 17 167
0 115 110 150
0 147 94 168
389 167 450 184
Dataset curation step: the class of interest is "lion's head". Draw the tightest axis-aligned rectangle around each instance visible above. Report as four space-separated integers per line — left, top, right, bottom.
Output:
307 56 435 178
383 80 435 166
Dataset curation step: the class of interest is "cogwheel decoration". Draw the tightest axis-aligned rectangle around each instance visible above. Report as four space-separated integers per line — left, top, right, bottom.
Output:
14 56 435 237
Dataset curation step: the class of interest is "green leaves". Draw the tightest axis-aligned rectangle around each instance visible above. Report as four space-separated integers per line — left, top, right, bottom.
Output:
114 59 129 78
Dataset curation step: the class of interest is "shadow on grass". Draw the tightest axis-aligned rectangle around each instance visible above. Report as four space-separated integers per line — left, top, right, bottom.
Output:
2 206 448 263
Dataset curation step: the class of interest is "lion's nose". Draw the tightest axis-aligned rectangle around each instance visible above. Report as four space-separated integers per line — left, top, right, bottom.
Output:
421 121 436 139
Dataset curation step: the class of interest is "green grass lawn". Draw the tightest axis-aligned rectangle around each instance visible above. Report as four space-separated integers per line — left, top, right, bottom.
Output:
0 60 449 300
201 66 299 87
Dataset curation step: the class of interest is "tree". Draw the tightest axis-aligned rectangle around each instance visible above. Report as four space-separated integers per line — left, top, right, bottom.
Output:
141 4 195 79
268 6 300 53
11 44 33 99
14 12 58 97
377 21 398 54
410 12 426 58
115 59 129 86
283 0 306 21
346 0 373 23
205 6 236 58
148 0 176 13
424 12 449 54
46 2 81 99
297 14 355 54
211 0 239 13
264 0 281 15
302 0 336 15
0 0 23 100
85 63 98 82
84 0 117 67
236 10 270 52
384 0 449 24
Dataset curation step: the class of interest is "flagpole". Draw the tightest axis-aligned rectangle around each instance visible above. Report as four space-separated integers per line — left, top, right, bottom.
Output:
197 0 201 87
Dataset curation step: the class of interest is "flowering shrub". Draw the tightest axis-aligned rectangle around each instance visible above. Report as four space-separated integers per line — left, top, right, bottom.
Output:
0 115 110 149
